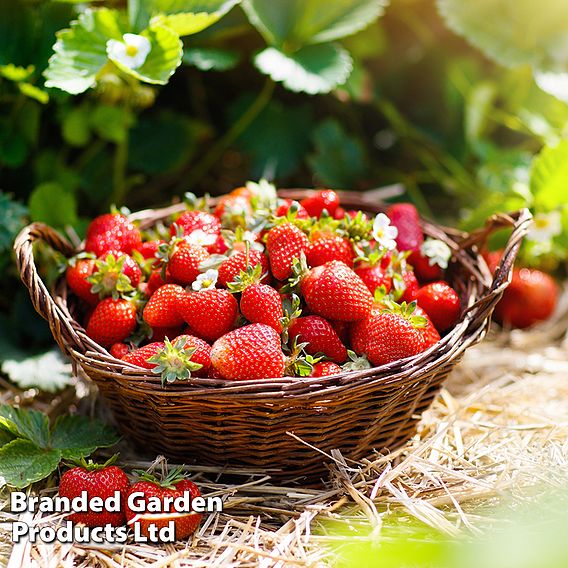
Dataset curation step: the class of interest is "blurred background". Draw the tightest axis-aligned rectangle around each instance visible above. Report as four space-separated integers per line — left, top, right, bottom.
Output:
0 0 567 369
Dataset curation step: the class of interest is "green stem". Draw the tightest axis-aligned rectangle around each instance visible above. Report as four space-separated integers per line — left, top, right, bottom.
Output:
183 79 275 190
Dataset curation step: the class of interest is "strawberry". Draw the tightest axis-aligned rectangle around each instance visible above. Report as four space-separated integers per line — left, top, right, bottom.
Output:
355 263 393 295
150 325 184 342
123 342 166 369
306 235 355 267
386 203 423 253
288 316 348 363
58 458 130 527
167 243 209 286
86 298 137 347
300 190 340 218
330 319 350 344
179 289 238 342
143 284 186 328
214 187 253 220
409 251 442 282
85 213 142 257
126 468 202 541
414 305 441 347
110 342 130 359
66 258 99 306
274 199 310 219
400 270 419 302
309 361 342 377
494 267 558 329
265 223 309 281
171 210 221 237
416 281 460 332
135 240 164 261
148 269 170 296
296 259 373 322
409 239 452 282
356 303 427 366
88 252 142 299
210 323 286 380
170 334 211 377
217 249 269 287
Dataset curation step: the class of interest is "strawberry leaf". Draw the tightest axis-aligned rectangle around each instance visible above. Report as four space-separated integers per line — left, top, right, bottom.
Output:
0 440 61 488
0 405 50 448
0 429 16 447
50 415 120 460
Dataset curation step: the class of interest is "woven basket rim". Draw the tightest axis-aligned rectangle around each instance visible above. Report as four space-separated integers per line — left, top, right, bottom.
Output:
14 189 532 398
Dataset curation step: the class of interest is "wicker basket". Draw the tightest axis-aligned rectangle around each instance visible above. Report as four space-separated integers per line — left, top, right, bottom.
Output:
14 190 531 479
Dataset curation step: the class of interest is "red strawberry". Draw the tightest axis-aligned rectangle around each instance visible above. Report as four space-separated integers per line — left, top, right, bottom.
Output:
265 223 309 280
288 316 348 363
306 235 355 267
299 260 373 322
400 270 419 303
217 250 269 287
300 190 340 218
274 199 310 219
330 319 350 344
171 210 221 237
386 203 423 253
214 187 253 219
123 342 166 369
355 263 393 295
85 213 142 257
86 298 137 347
135 240 164 262
110 342 130 359
148 270 170 296
150 325 184 342
409 251 442 282
240 284 283 332
494 268 558 329
59 459 130 527
143 284 186 328
172 334 211 376
125 468 202 541
416 281 460 332
66 258 99 306
88 252 142 299
414 305 441 347
310 361 342 377
210 323 285 380
167 243 209 286
179 289 238 342
357 305 427 366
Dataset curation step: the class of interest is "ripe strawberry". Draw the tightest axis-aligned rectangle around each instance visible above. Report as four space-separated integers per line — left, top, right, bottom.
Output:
218 249 269 287
214 187 253 220
330 319 350 344
88 252 142 299
306 235 355 267
414 305 441 348
274 199 310 219
494 267 558 329
210 323 286 380
143 284 186 328
310 361 342 377
66 258 98 306
135 240 164 262
171 210 221 237
298 260 373 322
300 190 340 218
355 263 393 295
172 334 211 376
85 213 142 257
240 284 283 332
386 203 423 253
409 251 442 282
86 298 137 347
126 468 202 541
416 281 460 332
147 270 170 296
266 223 309 281
110 342 130 359
179 289 238 342
167 243 209 286
400 270 419 302
59 459 130 527
123 342 166 369
150 325 184 342
288 316 348 363
357 305 427 366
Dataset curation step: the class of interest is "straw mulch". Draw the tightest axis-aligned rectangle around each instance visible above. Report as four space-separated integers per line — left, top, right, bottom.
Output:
1 288 567 567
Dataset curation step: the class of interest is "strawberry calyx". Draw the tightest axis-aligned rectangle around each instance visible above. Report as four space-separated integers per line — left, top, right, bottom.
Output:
87 253 136 300
281 253 310 293
381 299 428 329
183 191 211 212
134 465 188 490
226 263 264 293
279 293 302 343
342 350 371 372
66 454 121 472
147 336 203 386
284 336 323 377
338 210 373 242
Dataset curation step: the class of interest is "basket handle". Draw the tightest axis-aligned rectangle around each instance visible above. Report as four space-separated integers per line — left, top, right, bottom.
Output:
13 222 87 356
459 208 533 328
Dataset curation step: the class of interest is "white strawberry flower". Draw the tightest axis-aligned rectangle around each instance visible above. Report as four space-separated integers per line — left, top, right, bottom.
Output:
106 34 151 70
527 211 562 243
372 213 398 250
420 238 452 269
185 230 217 247
192 269 218 292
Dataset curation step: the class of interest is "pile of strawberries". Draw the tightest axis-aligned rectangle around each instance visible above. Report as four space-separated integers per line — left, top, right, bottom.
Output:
66 182 461 382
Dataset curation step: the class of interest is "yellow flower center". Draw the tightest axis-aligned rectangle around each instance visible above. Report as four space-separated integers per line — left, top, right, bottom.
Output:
125 44 138 57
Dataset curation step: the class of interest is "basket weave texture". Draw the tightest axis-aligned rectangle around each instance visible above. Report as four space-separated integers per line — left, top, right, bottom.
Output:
14 190 531 479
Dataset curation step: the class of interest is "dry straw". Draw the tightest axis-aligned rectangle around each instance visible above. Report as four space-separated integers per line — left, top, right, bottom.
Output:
13 190 532 478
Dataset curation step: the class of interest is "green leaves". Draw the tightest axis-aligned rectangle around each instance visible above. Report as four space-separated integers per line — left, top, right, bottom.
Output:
243 0 387 47
183 47 240 70
44 8 123 94
437 0 568 72
29 182 78 228
0 404 119 488
530 140 568 210
255 44 352 94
